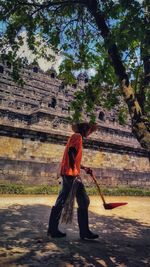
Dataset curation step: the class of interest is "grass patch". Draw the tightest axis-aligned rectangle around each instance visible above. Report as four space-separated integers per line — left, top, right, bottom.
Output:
87 186 150 196
0 183 150 196
0 184 59 195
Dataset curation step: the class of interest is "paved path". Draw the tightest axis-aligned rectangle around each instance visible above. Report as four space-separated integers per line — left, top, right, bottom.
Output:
0 195 149 267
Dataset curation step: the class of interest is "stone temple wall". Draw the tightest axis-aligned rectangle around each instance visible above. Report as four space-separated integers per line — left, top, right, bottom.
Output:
0 61 150 188
0 136 149 188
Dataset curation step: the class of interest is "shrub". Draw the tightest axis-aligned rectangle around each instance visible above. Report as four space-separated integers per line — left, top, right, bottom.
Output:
0 184 149 196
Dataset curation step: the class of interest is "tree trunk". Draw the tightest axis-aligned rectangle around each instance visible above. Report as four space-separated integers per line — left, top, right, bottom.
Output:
137 0 150 113
86 0 150 152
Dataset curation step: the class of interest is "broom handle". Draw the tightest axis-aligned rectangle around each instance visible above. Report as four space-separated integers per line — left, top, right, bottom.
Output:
90 173 106 205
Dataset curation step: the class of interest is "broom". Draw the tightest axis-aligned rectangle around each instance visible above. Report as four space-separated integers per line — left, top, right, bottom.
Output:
91 173 128 210
61 176 80 224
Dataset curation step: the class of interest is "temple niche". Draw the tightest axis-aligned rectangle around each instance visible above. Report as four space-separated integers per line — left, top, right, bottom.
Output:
0 61 149 188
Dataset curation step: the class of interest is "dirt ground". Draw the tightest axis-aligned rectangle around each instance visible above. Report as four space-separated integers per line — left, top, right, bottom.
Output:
0 195 149 267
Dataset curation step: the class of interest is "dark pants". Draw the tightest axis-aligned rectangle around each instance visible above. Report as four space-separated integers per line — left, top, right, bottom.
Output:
54 175 90 209
48 175 91 236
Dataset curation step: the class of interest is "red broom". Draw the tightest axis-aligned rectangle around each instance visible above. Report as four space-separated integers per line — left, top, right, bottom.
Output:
90 173 128 210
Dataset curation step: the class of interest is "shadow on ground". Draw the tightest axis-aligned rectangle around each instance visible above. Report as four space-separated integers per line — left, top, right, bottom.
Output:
0 204 149 267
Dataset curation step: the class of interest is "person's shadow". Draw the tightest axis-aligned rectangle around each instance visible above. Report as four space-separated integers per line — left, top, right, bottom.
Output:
0 204 149 267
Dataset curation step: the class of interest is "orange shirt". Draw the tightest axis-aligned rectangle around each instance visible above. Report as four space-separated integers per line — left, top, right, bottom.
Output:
60 133 82 176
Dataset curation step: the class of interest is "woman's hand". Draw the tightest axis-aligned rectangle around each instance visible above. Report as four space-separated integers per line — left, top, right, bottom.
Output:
56 173 61 184
85 167 93 176
81 165 93 176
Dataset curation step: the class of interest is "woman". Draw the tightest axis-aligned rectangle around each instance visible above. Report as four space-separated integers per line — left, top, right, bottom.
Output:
47 122 99 240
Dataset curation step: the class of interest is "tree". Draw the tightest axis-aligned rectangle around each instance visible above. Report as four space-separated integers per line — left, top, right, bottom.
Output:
0 0 150 152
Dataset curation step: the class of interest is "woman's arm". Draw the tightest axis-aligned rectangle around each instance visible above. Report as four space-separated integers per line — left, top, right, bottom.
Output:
68 147 77 170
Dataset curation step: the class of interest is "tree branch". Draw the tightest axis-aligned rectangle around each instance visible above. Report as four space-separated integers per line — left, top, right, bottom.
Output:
17 0 69 7
17 0 84 8
31 3 63 16
86 0 150 151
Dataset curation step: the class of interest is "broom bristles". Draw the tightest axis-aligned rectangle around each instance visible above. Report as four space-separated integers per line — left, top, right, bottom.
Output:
61 176 80 224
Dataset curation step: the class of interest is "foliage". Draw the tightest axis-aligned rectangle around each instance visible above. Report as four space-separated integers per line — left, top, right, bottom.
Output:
70 83 102 122
87 186 150 196
0 183 59 194
118 107 128 125
0 183 25 194
0 0 149 123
